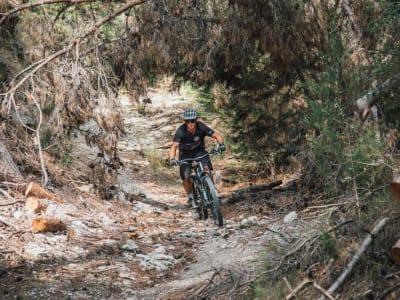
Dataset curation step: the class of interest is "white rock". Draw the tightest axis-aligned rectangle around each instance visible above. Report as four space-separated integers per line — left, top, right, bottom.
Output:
283 211 298 224
240 216 258 227
121 239 139 252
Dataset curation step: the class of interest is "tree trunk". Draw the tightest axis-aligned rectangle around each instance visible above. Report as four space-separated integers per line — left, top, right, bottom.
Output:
0 139 23 182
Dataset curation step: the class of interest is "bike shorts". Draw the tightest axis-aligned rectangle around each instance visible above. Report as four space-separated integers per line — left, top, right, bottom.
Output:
179 149 213 180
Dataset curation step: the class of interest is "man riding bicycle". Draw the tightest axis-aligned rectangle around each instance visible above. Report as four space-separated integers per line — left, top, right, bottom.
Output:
169 108 226 208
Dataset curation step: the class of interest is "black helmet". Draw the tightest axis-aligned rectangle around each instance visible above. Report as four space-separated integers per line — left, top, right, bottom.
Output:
183 108 198 120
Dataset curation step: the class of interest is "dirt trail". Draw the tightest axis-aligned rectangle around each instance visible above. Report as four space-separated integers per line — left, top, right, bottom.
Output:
115 85 299 299
0 83 301 300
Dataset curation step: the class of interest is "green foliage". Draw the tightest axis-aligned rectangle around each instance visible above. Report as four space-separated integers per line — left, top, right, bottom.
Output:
303 3 399 196
42 99 55 116
319 231 339 259
59 149 73 167
40 127 52 148
144 149 176 183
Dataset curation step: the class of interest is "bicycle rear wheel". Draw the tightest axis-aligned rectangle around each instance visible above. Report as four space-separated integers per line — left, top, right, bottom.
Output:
204 176 223 226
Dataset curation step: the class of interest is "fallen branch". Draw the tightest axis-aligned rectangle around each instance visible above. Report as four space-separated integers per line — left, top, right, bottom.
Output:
318 218 388 300
0 199 24 207
302 202 353 212
314 282 335 300
283 277 296 300
285 278 313 300
0 217 18 230
264 220 353 276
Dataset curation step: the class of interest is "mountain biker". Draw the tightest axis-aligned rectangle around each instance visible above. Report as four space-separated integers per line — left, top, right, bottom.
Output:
169 108 226 208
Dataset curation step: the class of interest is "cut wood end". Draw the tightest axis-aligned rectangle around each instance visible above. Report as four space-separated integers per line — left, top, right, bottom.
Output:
390 180 400 203
24 182 64 203
32 218 66 233
25 196 47 213
391 240 400 265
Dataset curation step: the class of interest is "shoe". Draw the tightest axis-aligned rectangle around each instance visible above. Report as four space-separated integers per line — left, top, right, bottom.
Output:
187 196 198 209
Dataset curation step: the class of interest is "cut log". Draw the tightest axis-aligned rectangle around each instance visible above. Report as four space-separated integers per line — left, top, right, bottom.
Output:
25 196 47 213
390 175 400 203
32 218 66 233
24 182 64 203
390 239 400 265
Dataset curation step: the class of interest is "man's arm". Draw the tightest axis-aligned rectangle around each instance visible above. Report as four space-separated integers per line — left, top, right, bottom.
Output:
211 131 224 144
169 141 179 159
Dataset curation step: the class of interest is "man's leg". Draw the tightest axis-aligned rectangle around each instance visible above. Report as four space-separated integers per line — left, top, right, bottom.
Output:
180 164 196 208
182 178 191 195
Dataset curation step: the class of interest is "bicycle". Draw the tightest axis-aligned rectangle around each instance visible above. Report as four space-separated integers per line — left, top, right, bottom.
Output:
177 149 224 226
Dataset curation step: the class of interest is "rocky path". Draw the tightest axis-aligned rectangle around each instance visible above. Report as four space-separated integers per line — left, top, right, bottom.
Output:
0 83 303 300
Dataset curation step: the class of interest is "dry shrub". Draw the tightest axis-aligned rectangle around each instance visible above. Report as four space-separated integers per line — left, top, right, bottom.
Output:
211 83 230 109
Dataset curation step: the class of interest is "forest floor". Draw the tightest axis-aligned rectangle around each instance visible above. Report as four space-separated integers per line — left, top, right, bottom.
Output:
0 82 319 300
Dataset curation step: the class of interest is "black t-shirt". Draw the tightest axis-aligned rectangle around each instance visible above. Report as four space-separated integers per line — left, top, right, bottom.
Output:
173 121 214 153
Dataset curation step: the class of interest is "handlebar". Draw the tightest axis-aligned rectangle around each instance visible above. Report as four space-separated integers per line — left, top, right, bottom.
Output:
177 149 220 166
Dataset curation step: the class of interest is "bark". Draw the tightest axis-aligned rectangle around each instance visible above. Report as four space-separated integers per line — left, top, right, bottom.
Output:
0 139 23 182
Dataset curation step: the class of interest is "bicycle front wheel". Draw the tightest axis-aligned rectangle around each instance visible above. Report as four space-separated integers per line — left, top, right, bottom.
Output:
192 177 208 220
204 176 223 226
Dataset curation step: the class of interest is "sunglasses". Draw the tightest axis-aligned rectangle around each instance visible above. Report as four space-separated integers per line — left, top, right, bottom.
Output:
185 119 196 124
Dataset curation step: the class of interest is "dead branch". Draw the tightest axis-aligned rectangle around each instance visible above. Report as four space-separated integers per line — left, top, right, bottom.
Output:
283 277 297 300
285 278 313 300
0 0 119 25
0 199 24 206
28 89 49 186
318 218 388 300
302 202 353 212
0 187 13 200
0 216 18 230
263 220 353 276
314 282 335 300
356 74 400 120
0 0 148 100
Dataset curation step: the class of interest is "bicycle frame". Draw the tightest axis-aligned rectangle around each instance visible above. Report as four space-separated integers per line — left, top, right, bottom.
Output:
178 149 223 226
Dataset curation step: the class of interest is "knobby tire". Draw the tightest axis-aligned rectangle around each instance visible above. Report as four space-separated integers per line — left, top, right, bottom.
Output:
204 176 223 226
191 177 208 220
